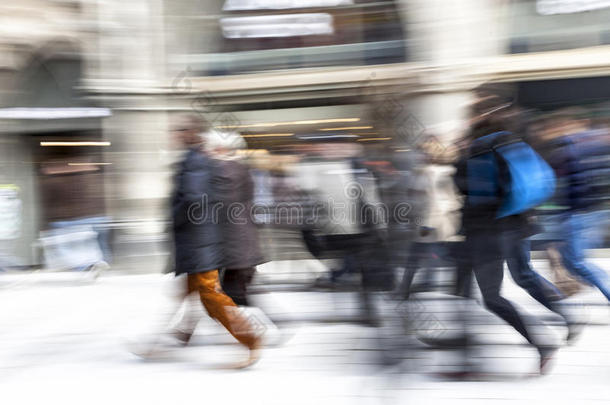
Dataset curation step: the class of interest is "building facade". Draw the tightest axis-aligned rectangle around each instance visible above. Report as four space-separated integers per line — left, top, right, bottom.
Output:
2 0 610 270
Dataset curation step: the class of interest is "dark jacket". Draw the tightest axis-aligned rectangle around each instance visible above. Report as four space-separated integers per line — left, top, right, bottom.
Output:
544 130 610 213
215 159 265 269
454 131 528 233
172 148 223 274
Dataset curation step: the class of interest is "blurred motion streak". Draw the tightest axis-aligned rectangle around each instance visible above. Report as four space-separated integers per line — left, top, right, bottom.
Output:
1 0 610 403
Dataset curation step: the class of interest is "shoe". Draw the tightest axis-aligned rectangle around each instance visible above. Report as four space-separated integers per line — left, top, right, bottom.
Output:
232 339 262 369
538 345 558 375
246 342 262 367
418 334 469 348
566 322 584 345
435 371 485 381
558 302 588 345
127 329 192 359
242 306 282 347
313 275 336 289
172 329 193 346
126 335 170 360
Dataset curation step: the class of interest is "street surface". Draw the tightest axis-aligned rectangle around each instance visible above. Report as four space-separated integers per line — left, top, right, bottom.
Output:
1 259 609 405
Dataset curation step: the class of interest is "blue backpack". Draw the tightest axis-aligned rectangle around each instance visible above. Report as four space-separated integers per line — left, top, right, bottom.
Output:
467 131 556 218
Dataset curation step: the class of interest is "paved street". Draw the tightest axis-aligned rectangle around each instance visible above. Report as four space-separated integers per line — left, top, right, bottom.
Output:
1 260 609 405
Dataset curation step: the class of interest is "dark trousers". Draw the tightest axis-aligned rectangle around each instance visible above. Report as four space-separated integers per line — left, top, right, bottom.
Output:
302 229 392 291
221 267 256 307
301 229 391 326
400 242 442 299
453 241 473 298
468 229 539 348
506 238 566 317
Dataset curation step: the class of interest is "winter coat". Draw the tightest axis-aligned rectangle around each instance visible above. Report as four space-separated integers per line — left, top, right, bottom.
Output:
292 159 382 235
408 164 461 243
454 132 529 233
172 148 223 274
214 159 265 269
545 130 610 213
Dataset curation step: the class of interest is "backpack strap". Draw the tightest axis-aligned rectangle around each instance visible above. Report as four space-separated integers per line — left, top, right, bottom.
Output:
469 131 516 158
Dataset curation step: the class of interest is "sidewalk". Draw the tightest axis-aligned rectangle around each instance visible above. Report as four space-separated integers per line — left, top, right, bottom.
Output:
0 267 609 404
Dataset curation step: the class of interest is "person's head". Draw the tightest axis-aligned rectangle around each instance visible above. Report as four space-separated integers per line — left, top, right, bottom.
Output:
555 107 590 136
467 83 515 139
203 129 247 159
416 134 444 163
469 95 512 135
539 108 590 141
170 114 209 148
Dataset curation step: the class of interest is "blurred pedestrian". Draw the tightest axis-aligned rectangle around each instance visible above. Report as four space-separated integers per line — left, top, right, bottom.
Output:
203 129 265 307
398 135 461 298
540 109 610 302
203 129 280 344
168 115 261 368
294 141 389 324
455 89 559 373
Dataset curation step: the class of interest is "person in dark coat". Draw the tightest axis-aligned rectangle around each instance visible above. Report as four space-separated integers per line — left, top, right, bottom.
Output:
540 110 610 301
172 146 223 275
205 129 266 307
454 92 559 374
169 115 261 367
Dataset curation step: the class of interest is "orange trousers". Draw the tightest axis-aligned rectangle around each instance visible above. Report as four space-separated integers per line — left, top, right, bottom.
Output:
186 270 258 350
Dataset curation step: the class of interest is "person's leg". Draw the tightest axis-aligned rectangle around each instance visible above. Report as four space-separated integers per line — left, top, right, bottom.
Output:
471 232 536 345
171 297 202 344
163 274 201 344
453 240 473 298
188 270 260 350
547 243 583 297
399 242 422 299
359 233 393 292
559 213 610 301
421 242 442 290
583 210 610 250
330 255 351 282
506 237 565 313
505 235 585 343
221 268 256 307
301 229 324 258
351 235 382 325
127 275 193 356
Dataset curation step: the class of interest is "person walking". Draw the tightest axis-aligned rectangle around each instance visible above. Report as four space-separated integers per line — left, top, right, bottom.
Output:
398 135 461 298
455 90 559 374
540 110 610 301
169 115 261 368
203 129 266 307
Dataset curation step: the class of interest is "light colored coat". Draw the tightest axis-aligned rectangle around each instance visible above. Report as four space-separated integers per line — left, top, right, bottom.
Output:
409 164 462 243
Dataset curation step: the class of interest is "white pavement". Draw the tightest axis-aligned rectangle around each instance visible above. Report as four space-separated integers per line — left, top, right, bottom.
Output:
1 262 610 405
